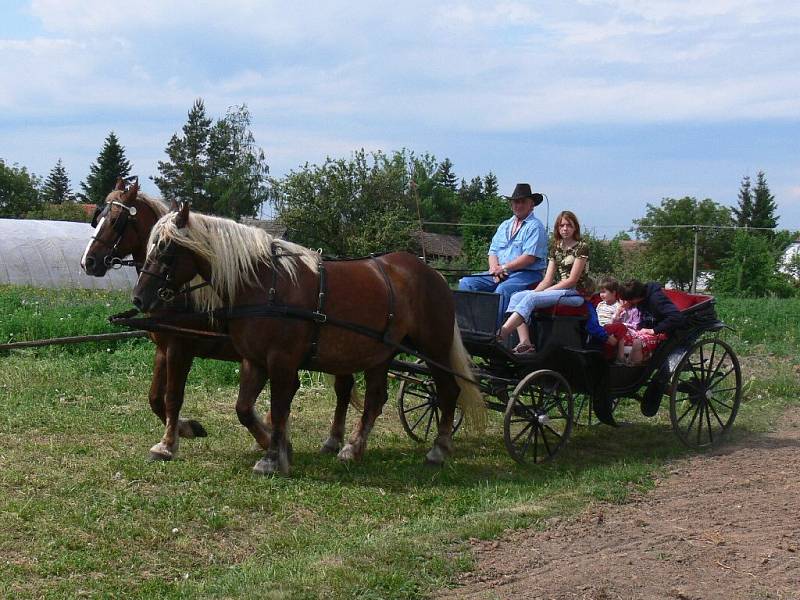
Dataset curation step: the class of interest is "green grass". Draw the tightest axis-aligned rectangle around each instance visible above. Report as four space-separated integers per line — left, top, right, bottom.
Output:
0 286 798 599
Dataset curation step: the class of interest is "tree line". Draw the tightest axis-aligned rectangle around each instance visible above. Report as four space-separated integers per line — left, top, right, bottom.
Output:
1 98 798 297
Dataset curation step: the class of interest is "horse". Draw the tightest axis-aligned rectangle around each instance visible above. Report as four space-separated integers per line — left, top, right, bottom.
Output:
80 178 360 461
132 203 486 475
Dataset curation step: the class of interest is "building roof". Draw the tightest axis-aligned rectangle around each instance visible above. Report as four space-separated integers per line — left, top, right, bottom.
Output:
240 218 287 238
0 219 137 289
412 231 463 258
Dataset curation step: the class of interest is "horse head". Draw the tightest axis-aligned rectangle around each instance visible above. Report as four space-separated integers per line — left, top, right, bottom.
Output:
81 176 163 276
132 202 203 311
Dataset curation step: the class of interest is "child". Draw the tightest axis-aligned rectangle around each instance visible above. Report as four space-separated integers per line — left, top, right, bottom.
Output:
596 277 636 362
596 277 621 326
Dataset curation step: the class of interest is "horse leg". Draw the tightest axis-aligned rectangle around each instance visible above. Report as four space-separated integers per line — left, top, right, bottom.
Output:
253 370 299 476
321 374 354 454
149 346 194 461
234 359 272 453
338 366 388 462
149 346 207 440
424 368 459 466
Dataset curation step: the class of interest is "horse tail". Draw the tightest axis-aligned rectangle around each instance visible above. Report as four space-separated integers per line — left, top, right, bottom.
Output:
449 321 487 434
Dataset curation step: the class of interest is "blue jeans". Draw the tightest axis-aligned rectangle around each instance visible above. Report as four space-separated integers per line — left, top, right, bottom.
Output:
506 288 584 321
459 270 544 324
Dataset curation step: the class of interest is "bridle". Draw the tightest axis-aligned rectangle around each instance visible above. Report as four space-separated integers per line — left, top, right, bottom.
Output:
90 201 140 269
139 238 209 303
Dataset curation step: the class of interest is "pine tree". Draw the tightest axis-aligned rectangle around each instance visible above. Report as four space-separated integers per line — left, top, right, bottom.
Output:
81 132 132 205
154 100 268 218
41 159 72 204
483 172 499 198
435 158 458 191
732 175 753 227
751 170 778 231
153 98 212 210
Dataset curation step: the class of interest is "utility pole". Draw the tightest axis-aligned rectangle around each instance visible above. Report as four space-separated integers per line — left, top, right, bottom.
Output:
411 181 427 262
691 227 699 294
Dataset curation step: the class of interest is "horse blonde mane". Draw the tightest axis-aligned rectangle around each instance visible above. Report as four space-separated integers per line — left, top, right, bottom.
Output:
148 211 319 312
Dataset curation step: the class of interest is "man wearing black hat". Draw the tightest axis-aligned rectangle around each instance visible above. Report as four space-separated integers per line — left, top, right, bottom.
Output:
458 183 547 319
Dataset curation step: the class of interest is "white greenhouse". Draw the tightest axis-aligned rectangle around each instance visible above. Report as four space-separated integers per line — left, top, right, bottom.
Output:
0 219 137 289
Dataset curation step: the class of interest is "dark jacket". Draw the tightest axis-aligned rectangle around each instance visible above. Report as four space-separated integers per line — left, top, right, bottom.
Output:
638 282 686 335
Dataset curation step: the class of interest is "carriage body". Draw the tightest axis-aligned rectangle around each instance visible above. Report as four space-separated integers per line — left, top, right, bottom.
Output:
395 288 742 465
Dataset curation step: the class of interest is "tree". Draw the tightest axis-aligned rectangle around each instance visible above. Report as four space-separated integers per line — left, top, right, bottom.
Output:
272 149 414 256
751 170 778 231
435 158 458 191
41 159 72 204
460 194 509 269
483 172 499 198
154 100 269 219
153 98 212 209
204 105 270 218
458 176 484 204
81 132 132 205
732 175 752 227
712 231 795 297
633 197 733 289
1 159 42 217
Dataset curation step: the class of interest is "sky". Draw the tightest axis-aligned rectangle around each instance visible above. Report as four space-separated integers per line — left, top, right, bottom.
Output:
1 0 799 236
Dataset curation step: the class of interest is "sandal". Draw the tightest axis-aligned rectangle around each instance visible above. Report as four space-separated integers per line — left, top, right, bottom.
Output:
513 342 536 354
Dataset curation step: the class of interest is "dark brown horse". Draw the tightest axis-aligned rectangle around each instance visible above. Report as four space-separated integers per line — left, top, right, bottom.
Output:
132 203 485 475
80 179 359 461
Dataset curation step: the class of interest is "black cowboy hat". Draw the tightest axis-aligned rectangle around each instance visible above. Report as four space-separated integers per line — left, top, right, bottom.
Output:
506 183 544 206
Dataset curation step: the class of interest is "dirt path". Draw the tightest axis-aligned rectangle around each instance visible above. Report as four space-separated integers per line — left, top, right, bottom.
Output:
439 407 800 600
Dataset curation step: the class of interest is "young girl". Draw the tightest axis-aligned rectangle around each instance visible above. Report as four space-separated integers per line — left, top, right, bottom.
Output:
497 210 590 353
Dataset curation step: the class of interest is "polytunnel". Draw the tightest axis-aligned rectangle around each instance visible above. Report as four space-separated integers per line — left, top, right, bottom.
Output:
0 219 138 289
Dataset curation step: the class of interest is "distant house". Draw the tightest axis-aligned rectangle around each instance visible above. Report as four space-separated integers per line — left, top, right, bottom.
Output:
412 231 463 261
240 217 287 238
779 238 800 279
79 203 98 219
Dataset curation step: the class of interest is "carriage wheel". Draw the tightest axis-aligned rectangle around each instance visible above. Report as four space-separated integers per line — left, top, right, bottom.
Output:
669 338 742 449
397 363 463 443
504 370 574 465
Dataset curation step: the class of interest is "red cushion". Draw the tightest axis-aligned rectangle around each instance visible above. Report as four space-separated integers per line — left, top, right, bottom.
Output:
663 289 712 312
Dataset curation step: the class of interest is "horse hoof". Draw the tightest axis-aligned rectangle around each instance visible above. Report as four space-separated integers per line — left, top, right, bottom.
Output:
149 442 174 461
320 437 341 454
252 457 278 475
425 445 446 465
337 444 361 462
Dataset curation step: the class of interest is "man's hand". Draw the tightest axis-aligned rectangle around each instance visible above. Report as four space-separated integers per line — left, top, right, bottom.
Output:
639 328 655 335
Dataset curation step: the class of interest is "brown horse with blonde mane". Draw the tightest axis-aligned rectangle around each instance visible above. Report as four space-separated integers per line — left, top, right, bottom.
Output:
81 178 360 461
132 203 486 475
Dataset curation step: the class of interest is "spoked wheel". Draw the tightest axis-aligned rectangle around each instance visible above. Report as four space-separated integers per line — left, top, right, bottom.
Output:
572 394 621 426
669 338 742 449
397 361 463 443
504 370 574 465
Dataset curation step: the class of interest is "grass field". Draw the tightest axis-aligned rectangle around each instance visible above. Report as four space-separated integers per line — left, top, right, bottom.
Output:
1 286 798 599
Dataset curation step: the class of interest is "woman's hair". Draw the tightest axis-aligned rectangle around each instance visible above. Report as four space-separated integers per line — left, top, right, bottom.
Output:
619 279 648 300
599 277 619 293
553 210 582 244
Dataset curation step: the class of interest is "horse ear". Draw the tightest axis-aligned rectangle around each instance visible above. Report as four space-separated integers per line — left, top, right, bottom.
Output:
124 179 139 203
175 202 190 228
114 177 125 191
169 198 179 211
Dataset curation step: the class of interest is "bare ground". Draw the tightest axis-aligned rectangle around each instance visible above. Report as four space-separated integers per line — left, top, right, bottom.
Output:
439 406 800 600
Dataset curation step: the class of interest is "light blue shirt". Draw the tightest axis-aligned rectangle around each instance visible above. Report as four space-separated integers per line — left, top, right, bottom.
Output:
488 212 547 271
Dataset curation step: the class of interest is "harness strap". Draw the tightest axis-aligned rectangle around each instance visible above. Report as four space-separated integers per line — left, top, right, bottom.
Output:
370 254 395 343
303 258 327 367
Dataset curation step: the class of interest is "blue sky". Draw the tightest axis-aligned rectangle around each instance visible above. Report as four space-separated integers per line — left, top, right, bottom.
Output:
1 0 799 235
